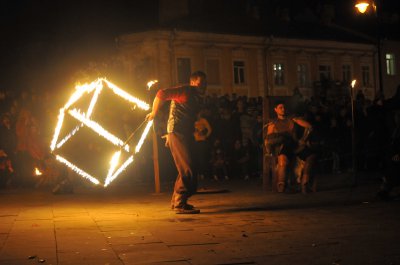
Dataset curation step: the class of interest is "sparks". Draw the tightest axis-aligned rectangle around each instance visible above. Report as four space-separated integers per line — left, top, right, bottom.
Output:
135 120 153 153
104 155 134 187
56 155 100 185
50 78 153 187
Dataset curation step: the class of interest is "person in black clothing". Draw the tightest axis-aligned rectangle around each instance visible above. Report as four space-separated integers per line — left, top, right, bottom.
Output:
146 71 207 214
377 111 400 200
230 139 250 180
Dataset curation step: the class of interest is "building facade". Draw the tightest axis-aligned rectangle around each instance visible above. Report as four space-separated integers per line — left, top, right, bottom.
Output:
116 29 379 100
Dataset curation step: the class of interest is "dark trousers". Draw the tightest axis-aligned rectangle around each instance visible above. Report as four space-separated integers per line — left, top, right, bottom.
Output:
168 132 197 208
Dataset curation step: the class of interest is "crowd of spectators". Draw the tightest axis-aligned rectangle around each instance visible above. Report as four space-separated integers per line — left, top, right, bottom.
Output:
1 84 399 193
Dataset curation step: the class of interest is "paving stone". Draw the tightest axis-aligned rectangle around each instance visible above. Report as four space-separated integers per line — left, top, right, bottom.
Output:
0 175 399 265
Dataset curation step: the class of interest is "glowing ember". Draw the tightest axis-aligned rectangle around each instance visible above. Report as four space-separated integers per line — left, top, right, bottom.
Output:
50 78 152 187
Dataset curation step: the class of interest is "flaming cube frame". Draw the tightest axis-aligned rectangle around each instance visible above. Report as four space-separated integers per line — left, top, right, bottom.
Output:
50 78 153 187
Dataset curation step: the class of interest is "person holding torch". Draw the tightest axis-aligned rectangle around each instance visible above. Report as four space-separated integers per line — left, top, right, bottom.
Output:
146 71 207 214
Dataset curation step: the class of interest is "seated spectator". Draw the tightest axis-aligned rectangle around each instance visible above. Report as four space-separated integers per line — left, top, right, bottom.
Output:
265 101 312 192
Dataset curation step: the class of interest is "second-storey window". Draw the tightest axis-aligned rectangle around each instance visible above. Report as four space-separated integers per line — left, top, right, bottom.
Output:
386 53 396 76
361 65 370 86
318 65 332 81
297 64 308 87
233 60 246 85
342 64 352 83
273 63 285 86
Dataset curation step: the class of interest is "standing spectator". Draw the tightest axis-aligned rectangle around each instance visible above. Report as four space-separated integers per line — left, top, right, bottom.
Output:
253 112 264 178
210 138 229 181
377 111 400 200
230 139 250 180
193 110 212 180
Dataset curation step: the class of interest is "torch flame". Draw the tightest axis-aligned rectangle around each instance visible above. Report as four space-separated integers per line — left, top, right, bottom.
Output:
35 167 42 176
147 80 158 90
351 79 356 88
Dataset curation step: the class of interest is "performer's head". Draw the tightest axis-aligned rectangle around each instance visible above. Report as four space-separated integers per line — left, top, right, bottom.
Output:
190 71 207 94
273 100 286 119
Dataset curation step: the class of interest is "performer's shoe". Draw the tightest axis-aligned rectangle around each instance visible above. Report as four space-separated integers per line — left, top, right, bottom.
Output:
174 204 200 214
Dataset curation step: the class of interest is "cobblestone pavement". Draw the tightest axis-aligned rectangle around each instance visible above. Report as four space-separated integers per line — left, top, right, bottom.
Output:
0 173 399 265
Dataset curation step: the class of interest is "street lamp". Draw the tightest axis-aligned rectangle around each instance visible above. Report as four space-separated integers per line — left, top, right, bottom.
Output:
355 0 377 14
354 0 383 95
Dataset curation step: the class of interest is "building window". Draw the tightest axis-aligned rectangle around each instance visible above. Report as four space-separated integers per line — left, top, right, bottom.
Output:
273 63 285 86
318 65 331 81
177 58 191 84
342 64 352 83
206 59 220 85
297 64 308 87
386 53 396 75
233 60 246 85
361 65 370 86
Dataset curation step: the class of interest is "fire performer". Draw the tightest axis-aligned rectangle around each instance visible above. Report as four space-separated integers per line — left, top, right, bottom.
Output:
265 101 312 193
146 71 207 214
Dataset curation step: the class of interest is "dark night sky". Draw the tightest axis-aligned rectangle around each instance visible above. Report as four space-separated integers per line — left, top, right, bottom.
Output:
0 0 399 92
0 0 158 91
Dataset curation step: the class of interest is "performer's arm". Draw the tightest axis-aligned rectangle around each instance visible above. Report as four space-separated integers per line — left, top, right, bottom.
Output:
292 117 313 144
146 86 186 121
292 117 312 129
146 96 163 121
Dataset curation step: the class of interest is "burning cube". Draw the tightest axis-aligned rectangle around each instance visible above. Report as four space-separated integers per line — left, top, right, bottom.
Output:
50 78 153 187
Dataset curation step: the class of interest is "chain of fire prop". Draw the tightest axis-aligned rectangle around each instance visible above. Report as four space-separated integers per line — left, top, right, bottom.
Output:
50 78 154 187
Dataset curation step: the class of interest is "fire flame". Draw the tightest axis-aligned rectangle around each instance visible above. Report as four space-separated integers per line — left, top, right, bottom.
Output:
351 79 356 88
34 167 42 176
50 78 152 187
147 80 158 90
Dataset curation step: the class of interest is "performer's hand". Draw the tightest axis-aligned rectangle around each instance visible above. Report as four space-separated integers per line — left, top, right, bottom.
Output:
161 134 170 148
146 112 155 121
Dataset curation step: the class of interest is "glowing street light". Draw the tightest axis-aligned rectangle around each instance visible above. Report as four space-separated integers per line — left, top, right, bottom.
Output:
355 1 377 14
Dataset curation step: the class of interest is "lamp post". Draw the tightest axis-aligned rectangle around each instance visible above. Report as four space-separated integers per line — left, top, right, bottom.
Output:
350 80 357 185
354 0 384 95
